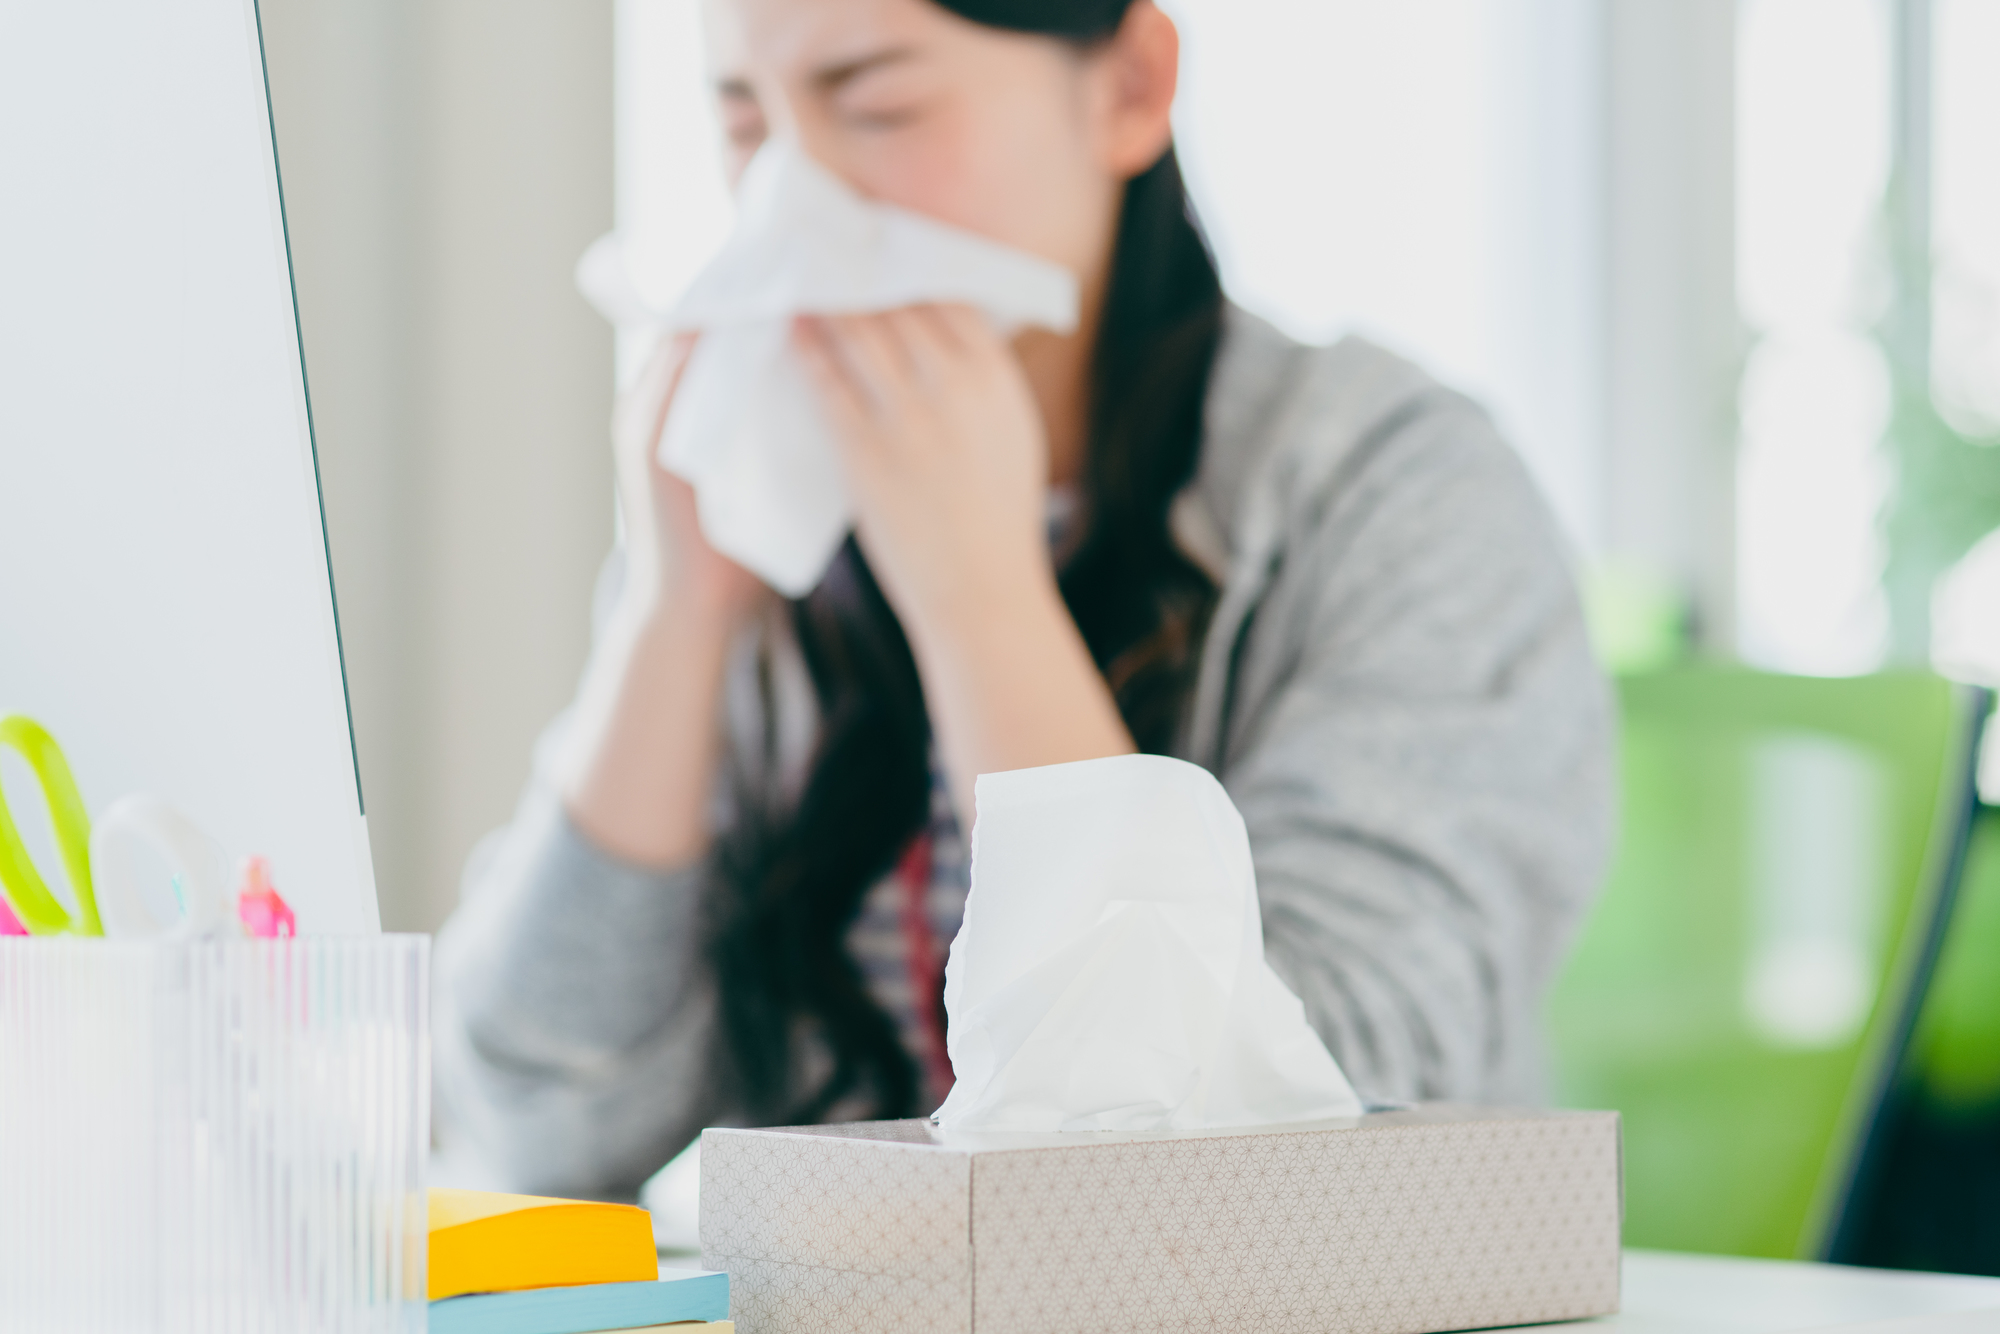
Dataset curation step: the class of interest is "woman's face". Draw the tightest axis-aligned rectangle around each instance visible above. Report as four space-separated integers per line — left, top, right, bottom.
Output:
702 0 1175 284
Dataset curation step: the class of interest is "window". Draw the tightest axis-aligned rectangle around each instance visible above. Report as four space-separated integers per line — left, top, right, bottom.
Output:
1736 0 2000 689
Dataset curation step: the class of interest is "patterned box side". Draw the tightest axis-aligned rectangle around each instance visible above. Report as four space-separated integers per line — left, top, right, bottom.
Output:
722 1256 971 1334
968 1113 1621 1334
701 1127 973 1333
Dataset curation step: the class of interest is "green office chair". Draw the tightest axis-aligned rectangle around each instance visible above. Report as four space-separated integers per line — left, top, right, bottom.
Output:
1829 802 2000 1275
1548 667 1991 1260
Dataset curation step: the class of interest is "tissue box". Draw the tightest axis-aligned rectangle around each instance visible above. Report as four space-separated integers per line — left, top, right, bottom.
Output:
699 1105 1620 1334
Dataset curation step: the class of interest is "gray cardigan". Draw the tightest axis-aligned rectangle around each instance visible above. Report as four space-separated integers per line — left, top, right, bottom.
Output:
433 306 1616 1199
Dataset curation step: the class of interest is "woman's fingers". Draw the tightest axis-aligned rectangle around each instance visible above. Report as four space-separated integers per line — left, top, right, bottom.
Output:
812 308 974 406
652 332 700 438
796 305 1004 483
929 302 992 355
793 316 875 439
886 307 957 381
904 303 956 354
614 331 698 463
832 312 925 412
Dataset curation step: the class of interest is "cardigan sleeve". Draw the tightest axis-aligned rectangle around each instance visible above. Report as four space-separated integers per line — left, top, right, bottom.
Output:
433 548 742 1200
433 733 729 1200
1218 390 1616 1106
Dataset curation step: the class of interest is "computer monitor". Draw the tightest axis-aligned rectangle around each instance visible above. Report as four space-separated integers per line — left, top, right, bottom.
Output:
0 0 378 932
1830 795 2000 1275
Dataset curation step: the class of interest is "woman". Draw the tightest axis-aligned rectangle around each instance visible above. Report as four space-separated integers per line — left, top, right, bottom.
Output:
436 0 1614 1199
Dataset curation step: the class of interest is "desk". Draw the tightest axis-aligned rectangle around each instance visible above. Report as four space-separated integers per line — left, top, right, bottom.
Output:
1523 1251 2000 1332
448 1131 2000 1334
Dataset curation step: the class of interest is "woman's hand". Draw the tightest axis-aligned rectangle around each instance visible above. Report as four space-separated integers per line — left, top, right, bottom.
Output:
794 305 1134 821
793 305 1051 639
559 333 764 869
610 332 765 624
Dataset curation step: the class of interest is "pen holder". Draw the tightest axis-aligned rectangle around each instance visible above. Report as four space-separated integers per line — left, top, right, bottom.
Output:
0 935 429 1333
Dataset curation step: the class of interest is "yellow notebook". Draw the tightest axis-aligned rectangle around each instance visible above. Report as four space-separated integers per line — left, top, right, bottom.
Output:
428 1188 658 1300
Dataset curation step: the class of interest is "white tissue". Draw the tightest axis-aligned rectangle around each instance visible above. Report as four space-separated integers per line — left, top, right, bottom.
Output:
932 754 1364 1133
576 141 1081 596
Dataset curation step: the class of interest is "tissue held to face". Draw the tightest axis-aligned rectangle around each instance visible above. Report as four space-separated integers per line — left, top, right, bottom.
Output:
685 0 1176 613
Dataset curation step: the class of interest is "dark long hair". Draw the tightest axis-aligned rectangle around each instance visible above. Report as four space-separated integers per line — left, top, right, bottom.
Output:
708 0 1226 1125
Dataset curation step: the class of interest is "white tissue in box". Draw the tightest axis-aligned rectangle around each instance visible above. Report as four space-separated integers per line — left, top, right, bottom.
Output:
935 754 1361 1132
699 1106 1621 1334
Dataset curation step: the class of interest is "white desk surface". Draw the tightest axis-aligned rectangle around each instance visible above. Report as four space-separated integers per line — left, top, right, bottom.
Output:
1522 1250 2000 1332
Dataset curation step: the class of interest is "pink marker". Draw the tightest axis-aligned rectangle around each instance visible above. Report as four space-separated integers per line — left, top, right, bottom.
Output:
236 856 296 939
0 896 26 937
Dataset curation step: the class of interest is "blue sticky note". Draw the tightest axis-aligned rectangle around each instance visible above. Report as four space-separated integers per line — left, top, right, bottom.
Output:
429 1268 729 1334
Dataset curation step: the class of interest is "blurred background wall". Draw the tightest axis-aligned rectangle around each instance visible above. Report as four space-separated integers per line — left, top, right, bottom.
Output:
257 0 1999 933
260 0 615 932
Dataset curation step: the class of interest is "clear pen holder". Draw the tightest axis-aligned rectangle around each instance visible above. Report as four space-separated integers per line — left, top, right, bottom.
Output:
0 935 429 1333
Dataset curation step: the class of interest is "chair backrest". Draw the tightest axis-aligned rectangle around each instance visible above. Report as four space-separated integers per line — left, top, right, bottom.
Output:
1829 802 2000 1275
1548 667 1990 1260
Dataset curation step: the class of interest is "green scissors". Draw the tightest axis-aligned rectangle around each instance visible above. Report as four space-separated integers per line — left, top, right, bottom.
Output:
0 714 103 936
